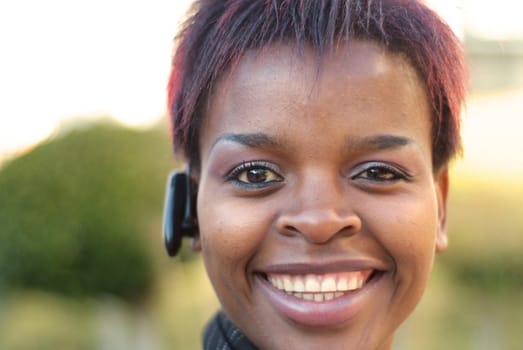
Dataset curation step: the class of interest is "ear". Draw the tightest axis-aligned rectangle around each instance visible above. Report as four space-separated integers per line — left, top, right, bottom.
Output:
191 236 202 251
189 169 201 252
434 167 449 253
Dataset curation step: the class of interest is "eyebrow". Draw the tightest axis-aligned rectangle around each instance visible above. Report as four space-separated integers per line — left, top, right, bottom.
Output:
346 134 413 152
210 132 413 153
210 132 284 150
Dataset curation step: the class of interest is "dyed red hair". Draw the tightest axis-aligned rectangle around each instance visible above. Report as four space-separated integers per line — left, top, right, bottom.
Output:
168 0 467 171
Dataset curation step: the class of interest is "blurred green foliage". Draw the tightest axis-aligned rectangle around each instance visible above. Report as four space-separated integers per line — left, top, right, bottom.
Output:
0 291 96 350
442 178 523 295
0 120 176 301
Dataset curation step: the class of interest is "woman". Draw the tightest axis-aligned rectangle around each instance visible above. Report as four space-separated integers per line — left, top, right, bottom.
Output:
164 0 467 349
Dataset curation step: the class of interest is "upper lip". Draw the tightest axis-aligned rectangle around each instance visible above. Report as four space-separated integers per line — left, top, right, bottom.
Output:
256 257 390 275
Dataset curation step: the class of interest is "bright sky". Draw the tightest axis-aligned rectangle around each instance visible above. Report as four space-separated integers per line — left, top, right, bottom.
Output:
0 0 193 159
1 0 522 172
463 0 523 40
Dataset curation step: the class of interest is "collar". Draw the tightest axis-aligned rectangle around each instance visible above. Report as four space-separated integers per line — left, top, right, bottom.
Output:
203 311 259 350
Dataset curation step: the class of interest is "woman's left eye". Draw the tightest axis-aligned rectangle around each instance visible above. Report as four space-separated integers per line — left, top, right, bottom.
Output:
352 163 409 182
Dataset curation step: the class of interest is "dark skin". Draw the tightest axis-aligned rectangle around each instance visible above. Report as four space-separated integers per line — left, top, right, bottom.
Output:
193 40 448 350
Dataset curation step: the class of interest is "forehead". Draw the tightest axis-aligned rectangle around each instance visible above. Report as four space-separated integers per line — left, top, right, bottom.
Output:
200 40 431 157
209 40 422 102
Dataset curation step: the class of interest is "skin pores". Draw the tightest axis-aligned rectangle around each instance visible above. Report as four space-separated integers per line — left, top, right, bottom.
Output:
195 41 448 350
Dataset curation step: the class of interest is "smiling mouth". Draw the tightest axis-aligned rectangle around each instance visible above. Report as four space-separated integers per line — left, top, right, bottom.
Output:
261 270 377 302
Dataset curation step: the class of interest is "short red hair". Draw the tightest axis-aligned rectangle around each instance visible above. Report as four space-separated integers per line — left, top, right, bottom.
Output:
168 0 467 171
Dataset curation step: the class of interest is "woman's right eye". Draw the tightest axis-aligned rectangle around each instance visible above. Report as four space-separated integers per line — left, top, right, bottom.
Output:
227 161 283 188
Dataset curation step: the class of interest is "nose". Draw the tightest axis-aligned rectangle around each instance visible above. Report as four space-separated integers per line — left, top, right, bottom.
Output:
275 176 361 244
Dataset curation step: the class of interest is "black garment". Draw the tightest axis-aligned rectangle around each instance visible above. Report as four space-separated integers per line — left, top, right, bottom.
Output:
203 311 259 350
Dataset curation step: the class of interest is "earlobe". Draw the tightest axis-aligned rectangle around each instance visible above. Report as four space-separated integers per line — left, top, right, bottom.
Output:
191 236 202 251
434 167 449 253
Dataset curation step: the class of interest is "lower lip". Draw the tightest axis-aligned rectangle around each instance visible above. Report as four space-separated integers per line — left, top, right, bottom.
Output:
255 272 384 328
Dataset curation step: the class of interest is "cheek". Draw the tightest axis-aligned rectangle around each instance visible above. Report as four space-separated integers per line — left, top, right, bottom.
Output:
198 197 269 270
365 191 439 271
403 199 439 262
361 190 440 322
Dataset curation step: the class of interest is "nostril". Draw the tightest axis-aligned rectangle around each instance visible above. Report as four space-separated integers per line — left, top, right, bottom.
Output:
339 224 358 236
282 225 300 235
283 225 358 244
276 210 362 243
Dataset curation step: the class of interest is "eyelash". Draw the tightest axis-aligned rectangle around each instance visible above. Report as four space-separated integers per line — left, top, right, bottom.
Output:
225 160 409 191
351 162 411 183
226 161 283 189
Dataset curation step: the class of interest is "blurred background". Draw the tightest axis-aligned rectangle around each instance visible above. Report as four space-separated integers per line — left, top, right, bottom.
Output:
0 1 522 349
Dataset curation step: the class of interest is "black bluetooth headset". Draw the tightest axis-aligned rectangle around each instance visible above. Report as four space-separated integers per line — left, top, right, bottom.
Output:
162 170 198 256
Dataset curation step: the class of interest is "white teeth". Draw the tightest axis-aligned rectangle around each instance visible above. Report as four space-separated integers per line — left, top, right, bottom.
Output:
303 293 314 301
294 278 305 292
266 270 373 302
336 278 348 291
357 276 364 289
283 291 345 301
347 277 358 291
283 275 293 292
305 275 321 292
324 292 334 301
276 278 284 290
359 276 365 288
321 276 336 292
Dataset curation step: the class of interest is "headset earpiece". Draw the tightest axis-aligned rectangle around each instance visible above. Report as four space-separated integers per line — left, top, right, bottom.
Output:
163 171 198 256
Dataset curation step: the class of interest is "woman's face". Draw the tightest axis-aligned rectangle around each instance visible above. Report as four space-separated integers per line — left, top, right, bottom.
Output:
196 40 448 350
